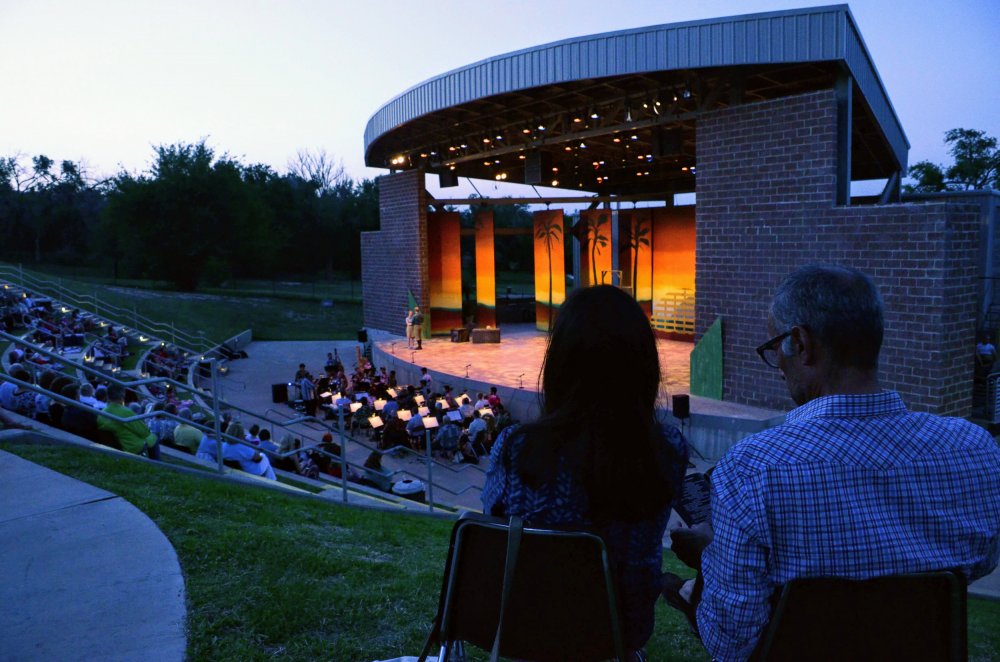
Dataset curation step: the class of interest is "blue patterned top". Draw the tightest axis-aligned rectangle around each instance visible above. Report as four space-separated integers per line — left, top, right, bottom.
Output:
482 422 689 650
699 391 1000 661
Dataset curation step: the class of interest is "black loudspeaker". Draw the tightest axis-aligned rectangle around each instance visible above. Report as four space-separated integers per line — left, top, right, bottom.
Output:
439 170 459 188
672 393 690 420
357 329 368 343
272 383 288 404
653 128 683 158
524 151 544 185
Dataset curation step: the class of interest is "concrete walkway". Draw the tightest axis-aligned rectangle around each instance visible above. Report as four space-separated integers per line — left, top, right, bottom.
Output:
0 435 187 661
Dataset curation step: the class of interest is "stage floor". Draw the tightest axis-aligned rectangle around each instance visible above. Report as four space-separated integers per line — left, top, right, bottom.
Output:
374 323 692 400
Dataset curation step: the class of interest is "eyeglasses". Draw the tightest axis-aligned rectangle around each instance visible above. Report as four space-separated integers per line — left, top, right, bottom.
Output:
756 331 791 369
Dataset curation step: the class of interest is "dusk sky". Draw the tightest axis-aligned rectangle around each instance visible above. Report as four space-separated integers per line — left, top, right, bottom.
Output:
1 0 996 195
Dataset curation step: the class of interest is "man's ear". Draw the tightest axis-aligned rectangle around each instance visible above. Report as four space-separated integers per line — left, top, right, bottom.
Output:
789 325 818 366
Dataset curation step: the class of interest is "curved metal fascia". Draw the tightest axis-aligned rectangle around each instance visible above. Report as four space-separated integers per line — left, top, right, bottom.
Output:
364 4 907 171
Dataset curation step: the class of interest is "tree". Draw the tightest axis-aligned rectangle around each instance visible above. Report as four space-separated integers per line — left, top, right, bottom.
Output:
0 153 100 263
627 216 650 301
288 148 347 195
905 128 1000 192
586 213 609 285
101 141 271 290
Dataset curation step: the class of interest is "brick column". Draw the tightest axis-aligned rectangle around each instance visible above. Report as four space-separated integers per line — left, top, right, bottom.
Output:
361 170 428 335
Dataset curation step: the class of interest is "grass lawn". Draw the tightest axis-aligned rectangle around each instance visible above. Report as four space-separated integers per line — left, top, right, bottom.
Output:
3 264 363 343
2 440 999 661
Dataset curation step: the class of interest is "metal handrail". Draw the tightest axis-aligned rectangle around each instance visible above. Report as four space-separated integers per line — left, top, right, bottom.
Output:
3 330 485 511
0 264 223 357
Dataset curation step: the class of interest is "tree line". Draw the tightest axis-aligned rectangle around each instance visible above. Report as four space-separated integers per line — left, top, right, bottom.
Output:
0 142 378 291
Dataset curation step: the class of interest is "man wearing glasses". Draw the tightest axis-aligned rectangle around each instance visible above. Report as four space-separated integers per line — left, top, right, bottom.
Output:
669 264 1000 661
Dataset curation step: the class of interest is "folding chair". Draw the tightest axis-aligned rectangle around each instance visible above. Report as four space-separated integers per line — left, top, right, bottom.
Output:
419 512 627 662
753 571 966 661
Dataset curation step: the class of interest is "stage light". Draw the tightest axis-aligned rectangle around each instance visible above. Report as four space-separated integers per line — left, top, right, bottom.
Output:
483 137 491 144
551 179 559 186
625 101 633 123
495 133 503 140
484 160 492 166
579 141 587 149
565 146 572 151
518 154 525 159
460 143 468 149
573 115 583 124
552 167 558 172
631 134 638 141
682 88 692 99
613 135 621 143
537 123 546 131
522 127 532 134
590 107 599 119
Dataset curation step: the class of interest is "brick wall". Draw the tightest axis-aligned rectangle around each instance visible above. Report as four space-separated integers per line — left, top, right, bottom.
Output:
361 170 428 335
696 90 980 416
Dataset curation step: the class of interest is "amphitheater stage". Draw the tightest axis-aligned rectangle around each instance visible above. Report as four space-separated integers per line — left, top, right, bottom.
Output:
370 324 786 459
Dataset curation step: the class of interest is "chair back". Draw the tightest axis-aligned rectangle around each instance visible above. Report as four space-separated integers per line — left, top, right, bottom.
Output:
754 571 966 662
425 512 626 662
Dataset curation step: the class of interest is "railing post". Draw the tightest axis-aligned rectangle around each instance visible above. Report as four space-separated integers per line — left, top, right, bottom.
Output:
338 406 349 504
425 429 435 513
171 321 176 347
212 359 224 474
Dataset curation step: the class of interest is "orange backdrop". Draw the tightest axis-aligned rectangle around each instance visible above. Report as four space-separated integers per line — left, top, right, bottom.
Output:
619 209 653 315
533 210 565 332
474 211 496 328
427 211 462 334
651 206 696 302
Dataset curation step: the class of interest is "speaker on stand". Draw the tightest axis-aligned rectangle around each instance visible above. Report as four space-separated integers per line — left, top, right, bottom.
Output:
673 393 706 463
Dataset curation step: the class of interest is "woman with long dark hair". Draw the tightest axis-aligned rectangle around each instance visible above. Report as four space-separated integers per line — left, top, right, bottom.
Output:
482 285 688 658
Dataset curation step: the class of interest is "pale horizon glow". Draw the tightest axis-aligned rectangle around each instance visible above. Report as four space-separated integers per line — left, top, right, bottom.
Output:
1 0 997 197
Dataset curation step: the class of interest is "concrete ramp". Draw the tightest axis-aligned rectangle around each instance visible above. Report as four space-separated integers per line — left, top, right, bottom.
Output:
0 442 186 661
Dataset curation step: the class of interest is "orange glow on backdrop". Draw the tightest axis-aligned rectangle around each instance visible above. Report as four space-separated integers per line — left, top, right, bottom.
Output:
649 207 695 339
578 209 613 287
651 206 696 306
427 212 463 334
474 211 497 328
533 210 565 332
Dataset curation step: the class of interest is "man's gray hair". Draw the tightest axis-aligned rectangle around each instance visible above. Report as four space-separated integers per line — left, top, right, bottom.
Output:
771 264 884 369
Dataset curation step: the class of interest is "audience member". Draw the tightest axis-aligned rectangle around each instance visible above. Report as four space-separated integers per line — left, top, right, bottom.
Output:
60 383 98 442
97 382 158 458
222 422 276 480
482 285 689 658
668 265 1000 661
172 408 202 454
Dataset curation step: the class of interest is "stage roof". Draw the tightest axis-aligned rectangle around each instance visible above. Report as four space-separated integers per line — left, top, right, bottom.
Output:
364 5 908 196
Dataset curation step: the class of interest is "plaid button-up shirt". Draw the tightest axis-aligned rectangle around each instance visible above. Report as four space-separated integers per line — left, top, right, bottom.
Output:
699 391 1000 661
